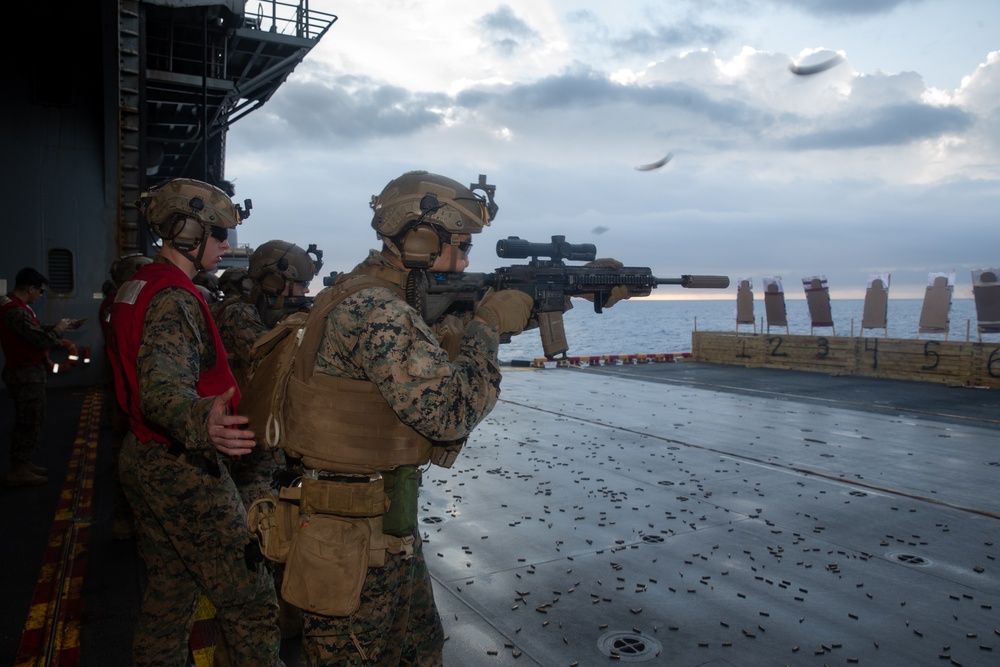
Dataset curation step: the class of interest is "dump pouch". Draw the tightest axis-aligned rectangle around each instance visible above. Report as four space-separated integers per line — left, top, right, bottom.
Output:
382 466 422 537
282 514 371 617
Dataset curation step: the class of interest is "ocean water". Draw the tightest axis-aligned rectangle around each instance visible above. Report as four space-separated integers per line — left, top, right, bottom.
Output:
497 298 987 362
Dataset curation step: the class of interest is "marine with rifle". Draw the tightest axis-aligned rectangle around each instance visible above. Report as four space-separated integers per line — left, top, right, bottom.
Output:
244 170 725 665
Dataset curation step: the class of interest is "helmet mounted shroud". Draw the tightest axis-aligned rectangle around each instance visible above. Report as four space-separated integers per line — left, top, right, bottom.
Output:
135 177 250 271
370 171 497 270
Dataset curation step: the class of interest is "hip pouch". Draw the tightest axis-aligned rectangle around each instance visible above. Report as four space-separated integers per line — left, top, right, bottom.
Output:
382 465 422 537
246 486 301 564
282 514 371 617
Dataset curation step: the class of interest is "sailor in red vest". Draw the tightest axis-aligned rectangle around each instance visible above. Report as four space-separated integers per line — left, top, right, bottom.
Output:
105 178 284 667
0 267 74 486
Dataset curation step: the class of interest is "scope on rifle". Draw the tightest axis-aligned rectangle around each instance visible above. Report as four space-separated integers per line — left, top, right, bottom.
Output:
496 235 596 263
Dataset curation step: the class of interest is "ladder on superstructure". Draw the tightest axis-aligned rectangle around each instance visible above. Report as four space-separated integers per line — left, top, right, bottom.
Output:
117 0 142 256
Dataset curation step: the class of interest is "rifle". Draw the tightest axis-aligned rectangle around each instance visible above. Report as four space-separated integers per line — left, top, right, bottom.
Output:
407 235 729 358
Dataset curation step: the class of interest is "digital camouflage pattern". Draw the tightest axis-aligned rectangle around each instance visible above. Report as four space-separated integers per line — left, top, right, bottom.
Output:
1 298 63 463
213 287 300 643
1 302 63 359
301 544 442 666
130 287 220 448
118 261 282 667
215 298 285 507
315 250 501 440
1 372 47 463
215 299 268 397
303 249 502 665
120 433 281 667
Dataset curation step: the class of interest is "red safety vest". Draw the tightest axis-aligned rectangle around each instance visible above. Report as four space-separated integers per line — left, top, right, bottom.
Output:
0 294 49 368
107 262 240 444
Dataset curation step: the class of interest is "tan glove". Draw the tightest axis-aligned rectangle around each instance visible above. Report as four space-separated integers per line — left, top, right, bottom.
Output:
476 290 534 336
432 314 465 361
582 258 631 308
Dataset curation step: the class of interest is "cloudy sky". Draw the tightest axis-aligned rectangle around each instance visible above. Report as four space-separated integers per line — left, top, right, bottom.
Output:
226 0 999 300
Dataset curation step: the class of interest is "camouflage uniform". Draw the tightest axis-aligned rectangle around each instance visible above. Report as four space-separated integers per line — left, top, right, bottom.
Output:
215 298 286 508
215 290 304 645
113 258 282 667
300 250 502 666
0 294 63 465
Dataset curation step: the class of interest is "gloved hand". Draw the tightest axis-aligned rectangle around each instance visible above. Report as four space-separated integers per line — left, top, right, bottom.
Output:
582 258 631 308
475 290 534 336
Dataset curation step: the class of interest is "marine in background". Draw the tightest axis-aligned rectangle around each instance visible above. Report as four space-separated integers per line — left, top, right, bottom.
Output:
193 270 223 308
209 266 253 322
105 177 284 667
216 239 322 401
214 239 322 645
218 265 253 299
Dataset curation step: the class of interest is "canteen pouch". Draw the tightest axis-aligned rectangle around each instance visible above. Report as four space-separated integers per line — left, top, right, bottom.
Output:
246 487 301 564
282 514 371 617
381 466 421 537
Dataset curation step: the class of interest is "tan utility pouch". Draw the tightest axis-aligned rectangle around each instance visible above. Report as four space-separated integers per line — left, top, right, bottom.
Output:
299 474 388 517
430 441 465 469
282 514 371 617
367 516 389 568
246 487 301 564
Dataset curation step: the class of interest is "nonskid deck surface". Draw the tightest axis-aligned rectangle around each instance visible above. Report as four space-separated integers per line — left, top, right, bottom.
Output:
1 363 997 666
427 364 999 666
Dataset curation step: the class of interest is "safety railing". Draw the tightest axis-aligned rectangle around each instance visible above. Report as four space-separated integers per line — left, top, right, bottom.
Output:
242 0 338 40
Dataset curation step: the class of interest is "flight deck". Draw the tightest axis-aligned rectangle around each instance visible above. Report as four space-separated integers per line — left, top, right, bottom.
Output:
2 362 998 666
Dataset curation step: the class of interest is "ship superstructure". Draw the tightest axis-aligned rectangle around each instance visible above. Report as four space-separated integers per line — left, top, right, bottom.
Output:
0 0 336 388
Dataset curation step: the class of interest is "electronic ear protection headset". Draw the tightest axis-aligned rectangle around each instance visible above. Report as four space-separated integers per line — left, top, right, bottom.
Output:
398 193 448 269
163 213 207 251
259 254 290 295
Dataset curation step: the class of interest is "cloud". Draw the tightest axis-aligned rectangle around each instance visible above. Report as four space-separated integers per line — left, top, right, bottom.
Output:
235 72 451 150
610 21 731 57
785 103 974 149
477 5 542 56
225 2 999 301
768 0 925 17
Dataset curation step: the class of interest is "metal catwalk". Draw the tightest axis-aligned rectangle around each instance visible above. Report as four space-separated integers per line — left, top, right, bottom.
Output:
2 362 998 666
